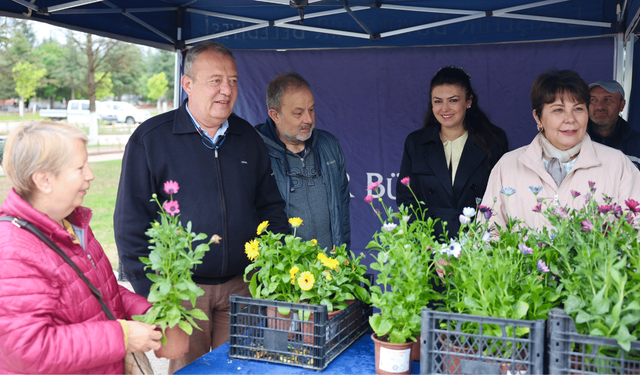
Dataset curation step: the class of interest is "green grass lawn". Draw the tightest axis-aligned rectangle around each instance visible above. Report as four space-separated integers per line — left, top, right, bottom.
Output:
0 159 122 270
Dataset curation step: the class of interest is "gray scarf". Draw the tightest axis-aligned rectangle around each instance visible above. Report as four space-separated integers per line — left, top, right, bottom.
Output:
539 134 583 187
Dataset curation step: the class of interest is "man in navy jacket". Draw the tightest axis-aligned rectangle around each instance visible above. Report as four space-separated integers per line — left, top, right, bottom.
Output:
114 41 289 372
588 79 640 169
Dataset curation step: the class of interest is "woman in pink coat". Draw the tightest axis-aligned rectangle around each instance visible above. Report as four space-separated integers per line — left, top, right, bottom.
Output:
0 122 162 374
482 70 640 230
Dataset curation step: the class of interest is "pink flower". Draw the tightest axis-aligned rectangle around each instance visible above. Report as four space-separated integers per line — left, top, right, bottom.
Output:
400 177 410 186
518 244 533 255
364 195 374 204
580 219 593 232
164 180 180 195
598 205 612 214
570 190 581 198
553 206 569 219
537 259 550 273
532 204 542 213
626 199 640 214
366 181 382 191
163 200 180 215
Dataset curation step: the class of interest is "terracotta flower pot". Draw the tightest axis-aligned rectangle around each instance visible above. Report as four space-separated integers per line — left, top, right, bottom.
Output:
410 334 421 362
371 333 413 375
439 334 478 374
154 325 189 360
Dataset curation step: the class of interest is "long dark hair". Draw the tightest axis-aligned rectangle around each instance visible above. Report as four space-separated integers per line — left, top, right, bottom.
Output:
424 66 506 165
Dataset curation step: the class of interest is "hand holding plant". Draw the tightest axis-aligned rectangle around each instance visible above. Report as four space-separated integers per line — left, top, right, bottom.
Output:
133 180 212 344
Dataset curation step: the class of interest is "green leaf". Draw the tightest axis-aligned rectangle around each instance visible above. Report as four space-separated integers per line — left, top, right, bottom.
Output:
613 325 634 351
389 329 408 344
576 311 597 324
513 301 529 320
186 308 208 321
178 320 193 335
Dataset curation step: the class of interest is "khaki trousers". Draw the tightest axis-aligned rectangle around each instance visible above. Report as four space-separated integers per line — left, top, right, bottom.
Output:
168 274 250 373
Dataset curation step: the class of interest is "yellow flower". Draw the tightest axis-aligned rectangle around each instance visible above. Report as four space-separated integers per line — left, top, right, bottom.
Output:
257 221 269 235
289 217 303 228
320 256 340 270
317 253 327 260
298 271 315 291
310 239 317 246
244 239 260 261
323 270 332 281
289 266 299 284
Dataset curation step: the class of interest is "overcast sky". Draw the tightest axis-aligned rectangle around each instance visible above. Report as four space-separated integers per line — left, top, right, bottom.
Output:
28 19 66 43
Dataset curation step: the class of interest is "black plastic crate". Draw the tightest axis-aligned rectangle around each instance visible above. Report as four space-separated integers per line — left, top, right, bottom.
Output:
548 308 640 374
228 295 372 371
420 309 545 374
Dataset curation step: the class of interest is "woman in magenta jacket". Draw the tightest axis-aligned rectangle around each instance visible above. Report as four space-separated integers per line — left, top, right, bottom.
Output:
0 122 162 374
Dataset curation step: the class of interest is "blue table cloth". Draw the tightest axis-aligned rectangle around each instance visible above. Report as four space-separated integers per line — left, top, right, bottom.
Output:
176 334 421 374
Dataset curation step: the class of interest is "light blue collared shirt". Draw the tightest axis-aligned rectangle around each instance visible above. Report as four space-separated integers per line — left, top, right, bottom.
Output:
185 103 229 146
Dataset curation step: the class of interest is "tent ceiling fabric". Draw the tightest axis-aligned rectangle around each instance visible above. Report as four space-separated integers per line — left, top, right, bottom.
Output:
2 0 620 51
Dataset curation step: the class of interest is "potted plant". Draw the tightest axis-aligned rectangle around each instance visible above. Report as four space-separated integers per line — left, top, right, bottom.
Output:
133 180 213 358
532 182 640 354
243 218 370 339
365 178 443 373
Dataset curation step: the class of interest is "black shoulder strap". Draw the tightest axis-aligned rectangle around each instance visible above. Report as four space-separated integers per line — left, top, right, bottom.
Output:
0 216 116 320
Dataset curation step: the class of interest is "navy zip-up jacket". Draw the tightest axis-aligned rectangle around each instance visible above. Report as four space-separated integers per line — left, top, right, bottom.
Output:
114 101 289 297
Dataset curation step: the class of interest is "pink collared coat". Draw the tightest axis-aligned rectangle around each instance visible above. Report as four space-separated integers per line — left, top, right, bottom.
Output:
0 188 152 374
482 133 640 230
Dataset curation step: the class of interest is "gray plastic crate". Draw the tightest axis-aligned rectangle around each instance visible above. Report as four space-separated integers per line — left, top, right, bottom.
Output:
420 309 545 374
548 308 640 374
228 294 372 371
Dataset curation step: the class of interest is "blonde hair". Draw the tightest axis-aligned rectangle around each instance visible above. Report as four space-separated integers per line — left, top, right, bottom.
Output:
2 121 88 202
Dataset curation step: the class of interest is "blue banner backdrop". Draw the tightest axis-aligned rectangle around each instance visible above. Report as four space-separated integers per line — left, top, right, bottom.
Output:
231 37 614 254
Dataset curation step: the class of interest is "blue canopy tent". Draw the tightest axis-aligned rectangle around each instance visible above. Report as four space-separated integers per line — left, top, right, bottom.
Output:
1 0 635 252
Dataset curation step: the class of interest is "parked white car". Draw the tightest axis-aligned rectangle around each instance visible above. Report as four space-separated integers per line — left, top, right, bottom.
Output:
100 101 151 125
40 100 152 125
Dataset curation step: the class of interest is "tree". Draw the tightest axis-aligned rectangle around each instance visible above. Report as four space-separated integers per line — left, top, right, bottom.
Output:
12 61 46 117
144 49 175 104
95 71 114 100
109 42 144 101
147 72 168 110
33 38 66 107
0 18 35 101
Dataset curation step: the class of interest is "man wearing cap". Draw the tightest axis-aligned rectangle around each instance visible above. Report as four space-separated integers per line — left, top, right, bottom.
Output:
588 79 640 169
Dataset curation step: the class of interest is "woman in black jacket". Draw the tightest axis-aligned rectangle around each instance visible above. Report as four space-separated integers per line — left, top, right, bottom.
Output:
396 66 509 242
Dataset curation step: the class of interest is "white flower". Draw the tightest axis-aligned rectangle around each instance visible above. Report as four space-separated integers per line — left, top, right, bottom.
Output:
440 241 461 258
402 215 410 222
462 207 476 217
482 231 491 242
397 229 404 235
382 223 397 232
459 214 471 225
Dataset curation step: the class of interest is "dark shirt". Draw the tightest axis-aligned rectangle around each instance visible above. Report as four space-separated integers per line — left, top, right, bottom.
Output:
587 117 640 169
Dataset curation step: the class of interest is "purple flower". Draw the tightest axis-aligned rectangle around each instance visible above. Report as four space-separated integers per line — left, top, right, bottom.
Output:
518 244 533 255
612 203 623 216
532 204 542 213
459 214 471 225
364 195 374 204
501 187 516 196
598 205 612 214
538 242 549 248
475 197 482 205
553 206 569 219
537 259 550 273
570 190 581 198
603 194 613 204
528 186 543 195
580 219 593 232
478 205 492 219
